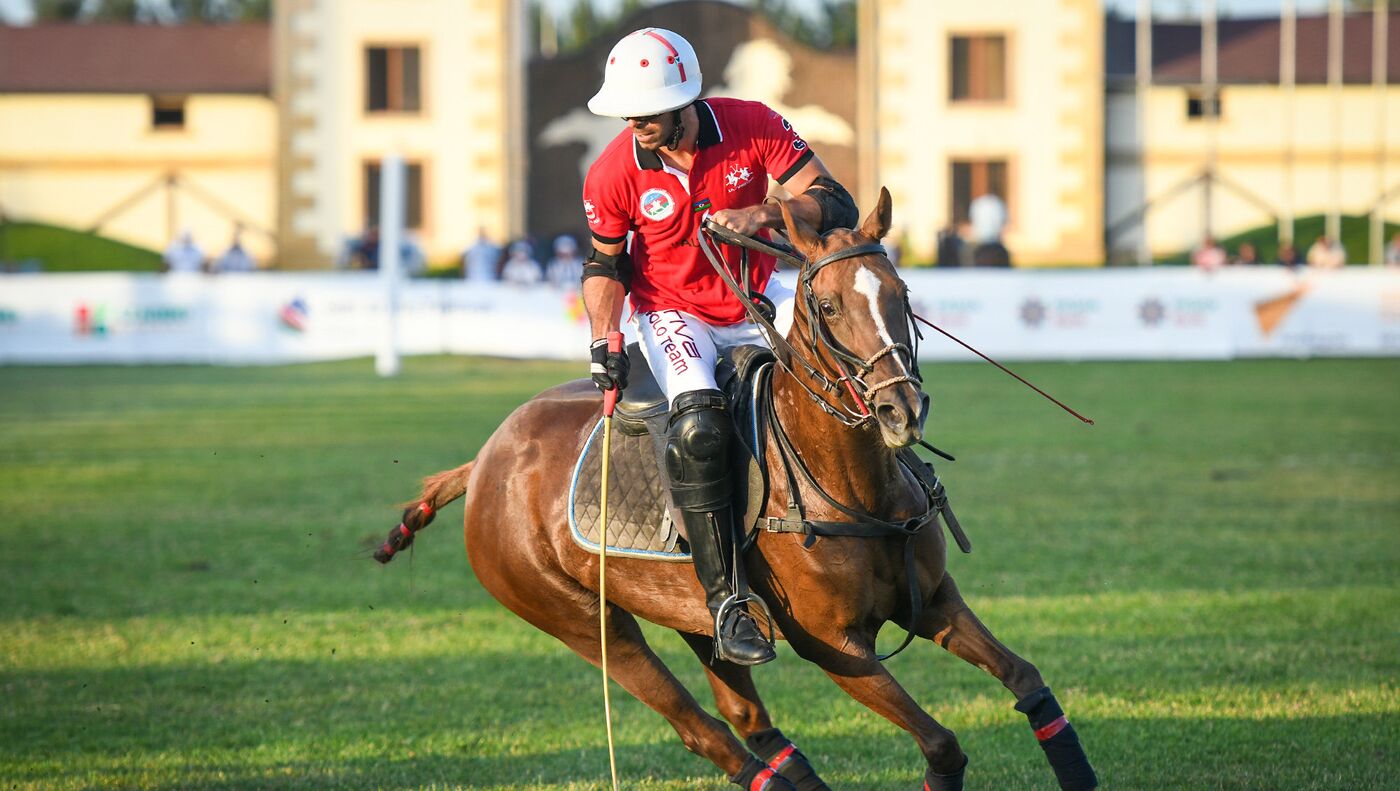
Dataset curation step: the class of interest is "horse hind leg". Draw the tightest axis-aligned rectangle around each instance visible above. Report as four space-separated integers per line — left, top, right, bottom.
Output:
917 574 1098 791
678 632 832 791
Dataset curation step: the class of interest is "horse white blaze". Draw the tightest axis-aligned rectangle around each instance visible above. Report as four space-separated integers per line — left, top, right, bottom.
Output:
852 266 910 376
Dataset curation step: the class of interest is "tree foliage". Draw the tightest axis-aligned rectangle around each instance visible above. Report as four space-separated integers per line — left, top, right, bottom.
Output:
532 0 857 57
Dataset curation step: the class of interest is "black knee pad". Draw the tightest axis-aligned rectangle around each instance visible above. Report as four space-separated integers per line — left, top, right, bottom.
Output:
665 389 732 512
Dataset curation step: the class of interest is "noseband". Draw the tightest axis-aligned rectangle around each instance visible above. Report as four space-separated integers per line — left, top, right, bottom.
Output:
698 222 923 428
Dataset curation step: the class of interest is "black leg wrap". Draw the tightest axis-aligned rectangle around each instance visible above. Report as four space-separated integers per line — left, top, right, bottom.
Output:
1015 686 1098 791
730 754 797 790
745 728 830 791
922 755 967 791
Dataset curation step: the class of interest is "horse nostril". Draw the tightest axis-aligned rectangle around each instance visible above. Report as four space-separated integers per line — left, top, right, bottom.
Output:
876 403 907 433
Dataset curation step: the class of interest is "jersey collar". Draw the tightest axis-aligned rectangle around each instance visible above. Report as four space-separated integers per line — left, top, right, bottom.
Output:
632 99 723 171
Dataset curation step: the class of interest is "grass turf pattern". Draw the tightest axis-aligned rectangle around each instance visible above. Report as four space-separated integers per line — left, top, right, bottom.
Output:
1 357 1396 789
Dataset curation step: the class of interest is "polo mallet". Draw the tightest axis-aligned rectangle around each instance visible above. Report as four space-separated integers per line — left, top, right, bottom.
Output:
597 330 623 791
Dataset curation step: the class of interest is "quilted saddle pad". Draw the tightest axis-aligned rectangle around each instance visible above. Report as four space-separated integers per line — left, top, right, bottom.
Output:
568 419 690 562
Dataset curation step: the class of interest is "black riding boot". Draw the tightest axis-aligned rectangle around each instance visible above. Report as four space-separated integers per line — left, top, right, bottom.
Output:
666 390 776 667
681 506 776 666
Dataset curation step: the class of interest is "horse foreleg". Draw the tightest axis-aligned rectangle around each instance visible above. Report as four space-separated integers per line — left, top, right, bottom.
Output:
917 574 1098 791
678 632 832 791
789 632 968 790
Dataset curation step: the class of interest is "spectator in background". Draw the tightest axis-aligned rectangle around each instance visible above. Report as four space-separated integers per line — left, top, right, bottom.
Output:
500 240 543 286
1276 241 1301 271
1192 235 1227 272
969 192 1011 267
350 226 381 270
1233 241 1261 266
1306 234 1346 269
463 227 501 282
545 234 584 289
211 226 256 273
1385 233 1400 268
163 229 205 273
935 224 964 267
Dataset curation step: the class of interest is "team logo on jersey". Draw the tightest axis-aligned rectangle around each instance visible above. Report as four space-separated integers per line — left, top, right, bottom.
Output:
639 188 675 221
724 163 754 192
584 198 599 226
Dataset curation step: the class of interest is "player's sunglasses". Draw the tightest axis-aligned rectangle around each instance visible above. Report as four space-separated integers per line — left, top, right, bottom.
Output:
623 113 663 124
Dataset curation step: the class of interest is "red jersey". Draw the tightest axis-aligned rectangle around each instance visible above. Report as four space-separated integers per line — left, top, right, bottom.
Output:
583 98 813 326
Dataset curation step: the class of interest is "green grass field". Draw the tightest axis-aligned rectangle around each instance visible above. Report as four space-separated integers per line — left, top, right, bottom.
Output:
1 356 1397 790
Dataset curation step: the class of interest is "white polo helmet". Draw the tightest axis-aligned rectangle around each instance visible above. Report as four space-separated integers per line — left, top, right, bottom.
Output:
587 28 702 118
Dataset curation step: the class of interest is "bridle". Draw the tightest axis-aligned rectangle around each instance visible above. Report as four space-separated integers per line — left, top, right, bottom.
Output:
698 220 946 661
697 221 925 428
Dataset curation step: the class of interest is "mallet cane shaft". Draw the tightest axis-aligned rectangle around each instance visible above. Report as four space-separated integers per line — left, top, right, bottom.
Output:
597 330 623 791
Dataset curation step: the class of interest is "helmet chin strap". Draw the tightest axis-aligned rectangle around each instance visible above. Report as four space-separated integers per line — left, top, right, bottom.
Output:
663 107 686 150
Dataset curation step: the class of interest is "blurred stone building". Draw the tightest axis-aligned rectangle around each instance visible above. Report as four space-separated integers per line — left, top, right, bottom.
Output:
1 0 1396 268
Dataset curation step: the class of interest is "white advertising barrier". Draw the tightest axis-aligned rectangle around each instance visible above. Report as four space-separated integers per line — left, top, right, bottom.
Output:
1 268 1398 365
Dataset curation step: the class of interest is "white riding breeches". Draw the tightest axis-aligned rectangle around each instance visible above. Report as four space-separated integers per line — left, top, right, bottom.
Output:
633 274 795 406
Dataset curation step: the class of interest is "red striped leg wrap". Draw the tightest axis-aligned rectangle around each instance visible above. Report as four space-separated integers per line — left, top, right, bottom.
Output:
1034 715 1069 742
750 767 778 791
767 743 798 771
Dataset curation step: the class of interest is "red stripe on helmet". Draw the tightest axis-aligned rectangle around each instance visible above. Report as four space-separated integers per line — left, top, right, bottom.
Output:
644 30 687 82
1033 715 1069 741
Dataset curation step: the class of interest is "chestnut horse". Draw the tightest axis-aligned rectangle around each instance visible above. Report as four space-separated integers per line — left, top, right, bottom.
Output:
377 190 1097 790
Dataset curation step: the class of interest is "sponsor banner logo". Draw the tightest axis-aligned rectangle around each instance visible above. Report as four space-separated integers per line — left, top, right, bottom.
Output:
924 297 980 329
1019 297 1101 330
639 188 675 221
73 302 190 336
280 297 309 332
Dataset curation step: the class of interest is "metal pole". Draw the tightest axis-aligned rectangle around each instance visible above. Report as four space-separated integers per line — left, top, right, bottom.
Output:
1202 0 1218 242
1327 0 1343 243
1371 0 1389 265
1136 0 1152 265
1281 0 1296 247
376 154 404 378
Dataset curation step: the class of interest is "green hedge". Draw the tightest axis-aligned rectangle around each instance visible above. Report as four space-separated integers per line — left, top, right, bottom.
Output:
0 221 163 272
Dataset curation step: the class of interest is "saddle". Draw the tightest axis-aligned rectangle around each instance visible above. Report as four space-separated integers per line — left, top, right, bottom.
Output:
567 343 773 561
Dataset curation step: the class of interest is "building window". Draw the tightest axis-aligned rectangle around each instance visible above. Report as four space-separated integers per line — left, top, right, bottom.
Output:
950 160 1008 224
949 34 1007 102
151 95 186 129
365 161 425 230
366 46 422 113
1186 90 1221 120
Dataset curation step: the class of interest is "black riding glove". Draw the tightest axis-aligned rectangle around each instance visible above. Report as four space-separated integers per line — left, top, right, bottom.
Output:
589 338 629 393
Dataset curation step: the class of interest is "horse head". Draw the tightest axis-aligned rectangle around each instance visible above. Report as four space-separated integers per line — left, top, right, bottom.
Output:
779 187 927 449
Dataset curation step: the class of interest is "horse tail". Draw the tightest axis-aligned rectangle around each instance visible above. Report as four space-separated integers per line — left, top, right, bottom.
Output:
373 460 476 564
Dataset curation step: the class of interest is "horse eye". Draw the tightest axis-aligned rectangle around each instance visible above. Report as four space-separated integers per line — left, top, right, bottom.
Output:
819 300 838 318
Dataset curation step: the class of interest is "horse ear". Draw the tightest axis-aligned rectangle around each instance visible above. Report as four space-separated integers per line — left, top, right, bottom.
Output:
859 186 893 241
778 198 821 258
